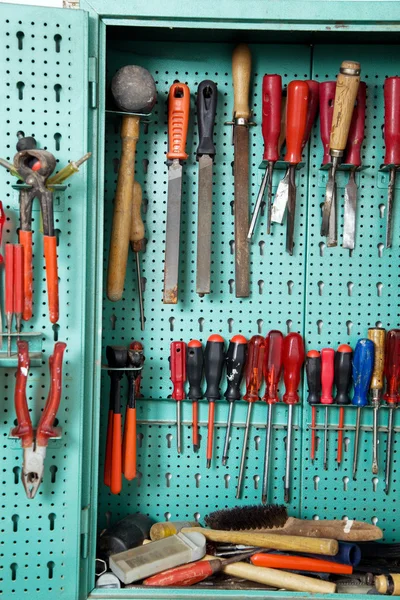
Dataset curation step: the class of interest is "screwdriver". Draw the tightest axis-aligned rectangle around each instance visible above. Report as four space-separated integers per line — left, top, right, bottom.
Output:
123 341 144 481
334 344 353 466
384 329 400 494
5 244 14 356
305 350 321 464
222 335 248 466
187 340 204 452
321 61 361 246
368 327 386 475
169 341 187 454
284 80 309 255
204 334 225 468
248 74 282 239
351 338 374 481
320 348 335 471
383 77 400 248
129 181 145 330
261 330 284 504
342 82 367 250
236 335 265 499
282 332 304 503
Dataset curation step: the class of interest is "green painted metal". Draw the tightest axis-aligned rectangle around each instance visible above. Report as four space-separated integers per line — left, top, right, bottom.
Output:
0 4 91 600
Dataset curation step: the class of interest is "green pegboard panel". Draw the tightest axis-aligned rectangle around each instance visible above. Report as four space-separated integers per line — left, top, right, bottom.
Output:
0 4 90 600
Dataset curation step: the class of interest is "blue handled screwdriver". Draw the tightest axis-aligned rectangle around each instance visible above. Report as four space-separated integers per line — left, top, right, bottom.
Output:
352 338 375 480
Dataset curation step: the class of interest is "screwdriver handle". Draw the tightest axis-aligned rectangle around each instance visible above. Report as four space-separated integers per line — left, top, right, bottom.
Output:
368 327 386 397
244 335 266 402
43 235 59 324
18 229 33 321
5 244 14 315
130 180 145 252
0 201 5 263
263 330 284 403
384 329 400 404
384 77 400 165
301 80 320 152
170 341 186 401
330 60 361 154
284 80 309 164
262 74 282 162
321 348 335 405
232 44 252 120
167 82 190 161
187 340 204 400
204 334 225 400
196 80 218 158
319 81 336 165
282 332 305 405
344 82 366 167
13 244 24 315
334 345 353 405
352 339 374 407
224 335 247 401
306 350 321 405
144 558 217 587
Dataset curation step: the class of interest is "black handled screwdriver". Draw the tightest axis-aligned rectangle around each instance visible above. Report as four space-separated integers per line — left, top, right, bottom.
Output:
222 335 248 466
334 344 353 466
306 350 321 464
187 340 204 452
205 334 225 468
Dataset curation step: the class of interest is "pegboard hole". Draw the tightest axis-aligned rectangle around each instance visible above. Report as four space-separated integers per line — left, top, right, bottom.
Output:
54 33 62 53
16 31 24 50
49 465 58 484
47 561 55 580
257 318 263 334
11 514 19 533
54 83 62 103
48 513 56 531
10 563 17 581
16 81 24 100
54 132 61 151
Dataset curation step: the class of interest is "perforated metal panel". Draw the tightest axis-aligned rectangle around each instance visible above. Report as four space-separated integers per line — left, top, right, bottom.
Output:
0 4 90 599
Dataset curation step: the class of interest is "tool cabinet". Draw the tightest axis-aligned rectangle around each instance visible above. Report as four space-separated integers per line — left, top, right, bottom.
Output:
1 1 400 599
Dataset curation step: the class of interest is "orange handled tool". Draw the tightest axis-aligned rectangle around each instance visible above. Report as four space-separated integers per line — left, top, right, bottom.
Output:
13 244 24 337
187 340 204 452
105 346 127 494
204 334 225 468
43 235 59 324
167 83 190 161
170 341 187 454
123 341 144 480
320 348 335 471
251 553 352 575
5 244 14 356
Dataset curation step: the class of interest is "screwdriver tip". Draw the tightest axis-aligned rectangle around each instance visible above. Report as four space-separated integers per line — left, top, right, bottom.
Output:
221 457 227 466
261 495 267 505
372 464 378 475
284 489 289 504
206 459 211 469
177 447 181 455
323 462 328 471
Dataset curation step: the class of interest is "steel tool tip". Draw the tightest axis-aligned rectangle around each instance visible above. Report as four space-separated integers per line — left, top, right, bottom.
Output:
221 457 227 466
193 444 199 453
284 489 289 503
206 459 211 469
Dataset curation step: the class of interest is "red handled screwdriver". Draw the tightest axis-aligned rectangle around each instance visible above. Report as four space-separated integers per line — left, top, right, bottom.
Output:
236 335 265 498
169 341 186 454
334 344 353 466
321 348 335 471
204 334 225 468
187 340 204 452
284 81 309 254
5 244 14 357
261 330 284 504
383 77 400 248
305 350 321 464
248 75 282 238
384 329 400 494
283 332 304 503
222 335 248 466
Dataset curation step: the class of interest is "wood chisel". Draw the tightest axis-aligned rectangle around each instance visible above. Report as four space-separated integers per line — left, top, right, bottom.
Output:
163 83 190 304
248 74 281 239
321 61 361 246
343 82 366 250
383 77 400 248
232 44 252 297
367 327 385 475
196 80 217 296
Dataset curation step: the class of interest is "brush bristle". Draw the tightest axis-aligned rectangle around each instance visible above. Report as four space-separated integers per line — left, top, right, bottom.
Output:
204 504 288 531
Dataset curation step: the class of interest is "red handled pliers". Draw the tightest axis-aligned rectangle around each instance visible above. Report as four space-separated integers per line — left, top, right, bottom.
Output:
12 340 66 498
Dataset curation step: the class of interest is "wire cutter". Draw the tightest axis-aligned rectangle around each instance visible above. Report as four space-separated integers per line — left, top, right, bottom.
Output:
12 340 66 499
13 149 59 324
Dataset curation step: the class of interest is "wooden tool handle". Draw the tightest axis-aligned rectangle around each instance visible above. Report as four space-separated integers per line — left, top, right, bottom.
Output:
276 517 383 541
368 328 386 392
375 574 400 596
232 44 252 120
182 528 338 555
330 60 361 153
204 555 336 594
130 181 145 252
107 115 139 302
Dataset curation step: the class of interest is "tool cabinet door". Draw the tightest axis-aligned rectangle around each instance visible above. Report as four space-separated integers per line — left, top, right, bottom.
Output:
0 5 94 600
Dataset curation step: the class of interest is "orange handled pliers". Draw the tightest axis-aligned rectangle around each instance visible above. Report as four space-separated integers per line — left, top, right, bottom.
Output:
13 149 59 324
12 340 66 498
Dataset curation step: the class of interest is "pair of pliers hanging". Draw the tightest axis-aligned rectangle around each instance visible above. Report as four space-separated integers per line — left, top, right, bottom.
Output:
12 340 67 499
13 149 59 324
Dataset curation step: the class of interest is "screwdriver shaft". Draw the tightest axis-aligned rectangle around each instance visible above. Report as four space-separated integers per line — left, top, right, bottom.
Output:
352 406 361 480
323 406 329 471
284 404 294 503
385 407 394 495
135 252 145 331
372 404 379 475
248 168 268 240
337 407 344 465
236 402 253 499
286 166 296 255
311 406 316 463
261 402 273 504
176 401 182 454
222 402 234 466
386 167 396 248
266 161 274 234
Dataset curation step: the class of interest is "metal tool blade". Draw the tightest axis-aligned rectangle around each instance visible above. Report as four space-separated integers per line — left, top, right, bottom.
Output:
163 159 183 304
135 252 145 330
248 167 268 240
327 181 337 247
343 170 357 250
286 166 296 255
196 154 213 295
386 167 396 248
321 166 335 236
271 168 289 224
234 125 250 298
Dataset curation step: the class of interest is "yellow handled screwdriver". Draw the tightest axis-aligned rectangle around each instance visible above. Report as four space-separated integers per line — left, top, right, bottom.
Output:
368 327 386 475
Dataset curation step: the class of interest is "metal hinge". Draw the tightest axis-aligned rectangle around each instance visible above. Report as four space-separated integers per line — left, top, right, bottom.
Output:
81 505 90 559
88 57 98 109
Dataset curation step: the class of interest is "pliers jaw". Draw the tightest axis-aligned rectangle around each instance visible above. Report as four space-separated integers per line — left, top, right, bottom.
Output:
22 446 46 499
